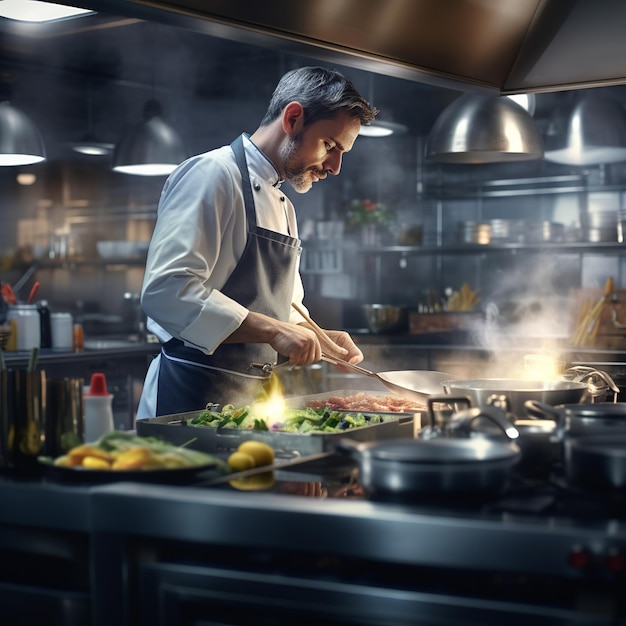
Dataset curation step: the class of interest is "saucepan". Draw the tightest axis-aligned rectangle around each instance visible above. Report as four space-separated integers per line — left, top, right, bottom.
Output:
335 435 521 500
424 395 557 479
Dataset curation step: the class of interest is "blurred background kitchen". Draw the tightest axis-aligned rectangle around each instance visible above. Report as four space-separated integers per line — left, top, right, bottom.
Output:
2 0 626 422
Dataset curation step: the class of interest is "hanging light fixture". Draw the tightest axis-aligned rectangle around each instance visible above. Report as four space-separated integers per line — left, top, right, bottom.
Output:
70 84 114 156
358 73 408 138
543 92 626 166
112 99 187 176
0 101 46 166
425 93 544 163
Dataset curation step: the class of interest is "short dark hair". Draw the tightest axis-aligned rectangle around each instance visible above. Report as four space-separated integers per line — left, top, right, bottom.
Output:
260 66 378 128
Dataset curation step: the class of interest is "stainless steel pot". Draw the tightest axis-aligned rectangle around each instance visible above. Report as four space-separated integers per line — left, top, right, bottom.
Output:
564 434 626 493
336 437 521 500
524 401 626 436
442 378 588 418
424 395 556 478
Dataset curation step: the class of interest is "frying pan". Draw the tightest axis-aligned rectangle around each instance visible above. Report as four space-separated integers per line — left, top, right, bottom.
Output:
442 378 588 418
321 355 451 404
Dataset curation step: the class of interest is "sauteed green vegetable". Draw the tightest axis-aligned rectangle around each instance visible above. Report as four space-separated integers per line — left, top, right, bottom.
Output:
189 404 390 433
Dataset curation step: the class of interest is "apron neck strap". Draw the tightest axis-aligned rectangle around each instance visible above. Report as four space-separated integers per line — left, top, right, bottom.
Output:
230 134 257 229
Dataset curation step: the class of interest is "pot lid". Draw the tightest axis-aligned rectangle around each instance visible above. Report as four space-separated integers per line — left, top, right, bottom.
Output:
367 438 519 463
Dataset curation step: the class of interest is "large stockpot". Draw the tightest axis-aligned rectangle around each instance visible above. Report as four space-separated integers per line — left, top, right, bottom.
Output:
336 436 521 500
442 378 588 418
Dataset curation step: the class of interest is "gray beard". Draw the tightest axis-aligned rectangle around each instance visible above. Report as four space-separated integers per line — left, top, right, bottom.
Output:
280 135 312 193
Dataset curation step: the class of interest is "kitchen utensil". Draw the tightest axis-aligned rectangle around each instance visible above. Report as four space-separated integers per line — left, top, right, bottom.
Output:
442 378 588 418
361 304 407 334
27 281 40 304
137 409 412 457
525 400 626 437
44 377 84 457
292 302 451 402
335 436 520 499
322 355 449 405
571 276 614 346
563 434 626 493
1 367 46 469
427 393 558 478
1 283 17 305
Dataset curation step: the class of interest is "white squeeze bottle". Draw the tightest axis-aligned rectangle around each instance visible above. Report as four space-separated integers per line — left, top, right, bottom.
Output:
84 372 114 443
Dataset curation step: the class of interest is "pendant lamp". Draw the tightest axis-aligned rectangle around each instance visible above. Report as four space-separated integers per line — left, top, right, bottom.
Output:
358 74 407 138
0 101 46 166
70 85 114 156
543 92 626 166
113 99 187 176
425 93 544 163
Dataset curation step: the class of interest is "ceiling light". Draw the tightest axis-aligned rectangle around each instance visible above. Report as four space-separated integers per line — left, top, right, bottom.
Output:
0 101 46 166
112 99 187 176
72 136 114 156
425 93 544 163
359 119 408 137
69 83 114 156
16 171 36 185
544 92 626 166
0 0 95 23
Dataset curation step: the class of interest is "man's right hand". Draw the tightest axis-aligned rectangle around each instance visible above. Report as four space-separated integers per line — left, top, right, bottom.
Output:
225 311 323 365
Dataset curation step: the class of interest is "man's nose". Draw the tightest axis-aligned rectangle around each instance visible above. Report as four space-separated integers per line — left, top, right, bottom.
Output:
324 150 343 175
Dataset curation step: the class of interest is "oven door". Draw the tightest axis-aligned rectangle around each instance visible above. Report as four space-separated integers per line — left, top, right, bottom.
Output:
136 562 611 626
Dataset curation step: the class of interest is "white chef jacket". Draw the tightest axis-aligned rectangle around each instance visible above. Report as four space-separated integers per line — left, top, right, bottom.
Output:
137 135 308 419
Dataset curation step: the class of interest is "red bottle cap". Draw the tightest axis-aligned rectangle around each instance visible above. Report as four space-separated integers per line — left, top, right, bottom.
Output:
88 372 109 396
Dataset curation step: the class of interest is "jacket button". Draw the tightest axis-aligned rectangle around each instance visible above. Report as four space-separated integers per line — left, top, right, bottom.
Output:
280 196 285 202
253 183 261 191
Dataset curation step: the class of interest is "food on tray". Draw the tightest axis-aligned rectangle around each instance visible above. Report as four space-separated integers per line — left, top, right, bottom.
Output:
189 403 391 433
44 431 227 472
306 392 424 414
227 440 275 470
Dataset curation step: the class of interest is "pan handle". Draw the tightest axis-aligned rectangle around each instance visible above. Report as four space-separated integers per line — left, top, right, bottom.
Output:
424 395 472 429
523 400 563 421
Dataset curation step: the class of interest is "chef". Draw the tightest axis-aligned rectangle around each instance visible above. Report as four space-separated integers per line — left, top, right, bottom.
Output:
137 66 378 418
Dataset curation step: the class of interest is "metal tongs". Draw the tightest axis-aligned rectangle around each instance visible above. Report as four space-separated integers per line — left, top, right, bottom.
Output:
291 302 427 402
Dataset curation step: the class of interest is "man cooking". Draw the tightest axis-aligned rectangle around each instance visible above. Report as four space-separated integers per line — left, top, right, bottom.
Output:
137 66 378 418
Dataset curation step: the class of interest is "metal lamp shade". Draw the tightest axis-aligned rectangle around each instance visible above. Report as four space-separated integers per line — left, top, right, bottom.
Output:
0 102 46 166
425 94 544 163
113 104 187 176
544 93 626 166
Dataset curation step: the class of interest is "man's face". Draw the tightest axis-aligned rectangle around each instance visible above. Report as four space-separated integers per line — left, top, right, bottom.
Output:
280 110 361 193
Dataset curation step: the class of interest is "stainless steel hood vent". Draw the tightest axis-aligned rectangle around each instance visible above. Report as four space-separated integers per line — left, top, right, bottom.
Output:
86 0 626 94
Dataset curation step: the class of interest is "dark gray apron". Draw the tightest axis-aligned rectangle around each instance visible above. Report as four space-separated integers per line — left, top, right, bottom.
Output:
155 134 301 416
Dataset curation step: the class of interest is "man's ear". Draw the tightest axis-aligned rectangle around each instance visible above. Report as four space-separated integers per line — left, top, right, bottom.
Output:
282 101 305 136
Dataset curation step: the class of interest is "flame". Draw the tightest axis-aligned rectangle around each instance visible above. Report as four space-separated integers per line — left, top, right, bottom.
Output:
249 373 287 428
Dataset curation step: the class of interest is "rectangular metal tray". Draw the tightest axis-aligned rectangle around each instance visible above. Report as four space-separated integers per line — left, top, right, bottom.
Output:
137 405 414 457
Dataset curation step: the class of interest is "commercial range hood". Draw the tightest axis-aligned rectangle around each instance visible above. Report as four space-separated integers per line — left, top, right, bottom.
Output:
84 0 626 94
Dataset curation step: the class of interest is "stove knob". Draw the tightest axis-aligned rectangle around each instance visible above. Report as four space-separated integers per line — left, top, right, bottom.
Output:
568 545 592 570
604 547 626 574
